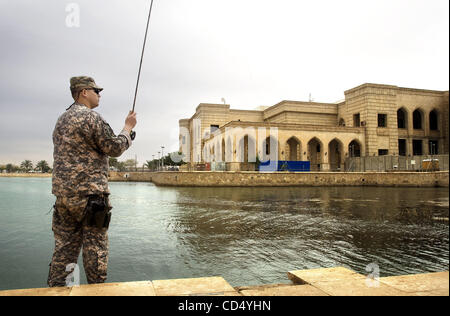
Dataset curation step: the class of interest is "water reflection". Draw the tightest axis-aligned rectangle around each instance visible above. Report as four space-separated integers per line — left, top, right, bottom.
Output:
0 178 447 289
168 187 448 285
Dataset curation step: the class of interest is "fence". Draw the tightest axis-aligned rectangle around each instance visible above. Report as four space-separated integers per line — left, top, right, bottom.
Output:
259 160 311 172
344 155 449 172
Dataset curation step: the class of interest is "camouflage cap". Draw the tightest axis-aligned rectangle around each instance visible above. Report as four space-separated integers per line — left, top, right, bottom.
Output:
70 76 103 93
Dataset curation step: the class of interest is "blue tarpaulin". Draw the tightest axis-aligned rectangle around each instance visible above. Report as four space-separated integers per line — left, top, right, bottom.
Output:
259 161 310 172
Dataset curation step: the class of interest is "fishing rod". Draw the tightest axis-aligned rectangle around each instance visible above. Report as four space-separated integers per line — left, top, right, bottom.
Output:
130 0 155 140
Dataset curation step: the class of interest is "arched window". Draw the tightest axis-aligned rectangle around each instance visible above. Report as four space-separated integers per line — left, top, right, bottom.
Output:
286 137 301 161
413 109 423 130
349 140 361 157
328 139 343 171
429 110 438 131
307 138 323 171
263 136 278 160
397 108 407 129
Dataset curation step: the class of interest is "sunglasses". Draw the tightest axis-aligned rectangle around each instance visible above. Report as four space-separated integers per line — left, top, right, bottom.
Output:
86 88 101 95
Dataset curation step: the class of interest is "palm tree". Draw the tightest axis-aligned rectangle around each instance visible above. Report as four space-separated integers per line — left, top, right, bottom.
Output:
20 160 33 172
36 160 50 173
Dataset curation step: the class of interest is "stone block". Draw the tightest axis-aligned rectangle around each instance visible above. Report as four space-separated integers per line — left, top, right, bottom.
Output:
69 281 155 296
380 271 449 295
288 267 412 296
309 278 407 296
0 286 72 296
288 267 366 284
152 277 237 296
239 284 329 296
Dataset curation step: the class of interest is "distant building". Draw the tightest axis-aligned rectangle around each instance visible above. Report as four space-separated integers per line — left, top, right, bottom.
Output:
179 83 449 171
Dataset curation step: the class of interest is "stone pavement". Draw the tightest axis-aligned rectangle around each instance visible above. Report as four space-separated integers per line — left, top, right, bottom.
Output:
0 267 448 296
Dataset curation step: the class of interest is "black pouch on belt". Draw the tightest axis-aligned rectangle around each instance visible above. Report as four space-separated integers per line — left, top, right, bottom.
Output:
83 195 112 229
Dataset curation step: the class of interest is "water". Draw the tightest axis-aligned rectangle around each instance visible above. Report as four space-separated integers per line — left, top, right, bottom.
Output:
0 177 448 291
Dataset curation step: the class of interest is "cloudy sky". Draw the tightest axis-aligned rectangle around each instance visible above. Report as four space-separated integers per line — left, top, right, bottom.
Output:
0 0 448 166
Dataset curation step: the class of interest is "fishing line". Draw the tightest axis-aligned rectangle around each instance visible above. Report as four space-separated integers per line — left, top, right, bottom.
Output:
130 0 155 139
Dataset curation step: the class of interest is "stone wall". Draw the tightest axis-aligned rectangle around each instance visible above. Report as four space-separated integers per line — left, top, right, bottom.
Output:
0 173 51 178
151 171 448 187
108 171 153 182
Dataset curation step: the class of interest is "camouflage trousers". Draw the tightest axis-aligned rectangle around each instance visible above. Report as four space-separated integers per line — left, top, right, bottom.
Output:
47 195 109 287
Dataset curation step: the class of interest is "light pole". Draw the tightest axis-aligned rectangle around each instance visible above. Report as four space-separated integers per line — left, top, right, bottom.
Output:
161 146 165 170
158 151 161 171
152 154 155 171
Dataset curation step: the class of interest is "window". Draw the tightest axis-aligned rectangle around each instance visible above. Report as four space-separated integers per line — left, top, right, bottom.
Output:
265 137 271 155
429 110 438 131
429 140 439 155
413 110 422 129
353 114 360 127
413 140 423 155
397 109 407 129
349 141 361 157
210 125 219 134
398 139 406 156
378 149 389 156
378 114 387 127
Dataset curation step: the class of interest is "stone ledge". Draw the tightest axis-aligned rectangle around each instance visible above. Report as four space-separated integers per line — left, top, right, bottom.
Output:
0 268 447 296
288 267 449 296
150 171 449 187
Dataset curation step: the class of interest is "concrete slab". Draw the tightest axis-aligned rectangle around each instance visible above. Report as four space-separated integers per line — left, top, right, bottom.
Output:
182 291 242 296
408 289 449 296
288 267 365 284
239 284 329 296
0 286 72 296
310 278 407 296
288 267 409 296
152 277 238 296
380 271 449 295
1 269 447 296
69 281 155 296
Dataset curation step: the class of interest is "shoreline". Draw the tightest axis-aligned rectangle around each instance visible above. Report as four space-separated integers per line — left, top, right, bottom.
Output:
0 173 52 178
110 171 449 188
1 171 448 187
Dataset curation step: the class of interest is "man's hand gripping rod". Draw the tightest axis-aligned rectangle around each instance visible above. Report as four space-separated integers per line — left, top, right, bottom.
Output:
130 0 154 140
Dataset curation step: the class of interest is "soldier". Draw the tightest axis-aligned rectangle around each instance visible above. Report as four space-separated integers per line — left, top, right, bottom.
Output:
47 76 137 287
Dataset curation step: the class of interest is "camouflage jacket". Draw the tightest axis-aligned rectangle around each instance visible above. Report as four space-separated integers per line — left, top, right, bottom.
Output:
52 103 132 197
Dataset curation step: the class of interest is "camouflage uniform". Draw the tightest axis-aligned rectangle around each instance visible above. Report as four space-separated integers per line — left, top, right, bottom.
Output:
48 77 132 287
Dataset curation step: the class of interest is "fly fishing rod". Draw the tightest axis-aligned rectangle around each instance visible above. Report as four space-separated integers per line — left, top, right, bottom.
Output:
130 0 155 140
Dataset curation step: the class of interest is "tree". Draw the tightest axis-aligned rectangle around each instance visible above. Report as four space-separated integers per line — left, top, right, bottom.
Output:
6 163 18 173
109 157 118 167
36 160 51 173
116 161 126 172
20 160 33 172
166 152 185 166
145 160 158 171
108 157 119 170
123 159 137 171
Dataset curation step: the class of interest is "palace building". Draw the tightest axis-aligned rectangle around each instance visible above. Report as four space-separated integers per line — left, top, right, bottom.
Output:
179 83 449 171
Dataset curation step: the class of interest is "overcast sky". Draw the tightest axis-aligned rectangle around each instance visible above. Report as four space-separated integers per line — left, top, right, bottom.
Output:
0 0 448 166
